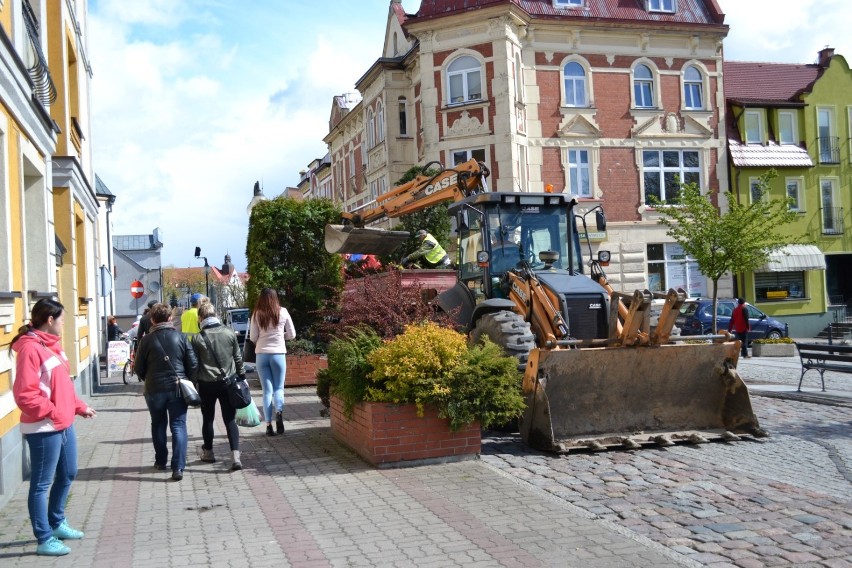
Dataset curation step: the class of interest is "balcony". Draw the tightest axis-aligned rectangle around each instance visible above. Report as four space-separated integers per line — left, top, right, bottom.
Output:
818 136 840 164
822 206 844 235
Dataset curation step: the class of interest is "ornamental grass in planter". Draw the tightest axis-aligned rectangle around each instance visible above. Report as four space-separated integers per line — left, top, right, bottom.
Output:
751 336 795 357
321 322 524 467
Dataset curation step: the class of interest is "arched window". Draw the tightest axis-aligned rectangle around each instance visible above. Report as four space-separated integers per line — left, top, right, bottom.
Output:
447 55 482 104
633 64 655 108
376 101 385 143
563 61 587 107
683 65 703 110
366 108 375 148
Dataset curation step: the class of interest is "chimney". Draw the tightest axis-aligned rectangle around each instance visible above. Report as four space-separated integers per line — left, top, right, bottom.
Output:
818 47 835 68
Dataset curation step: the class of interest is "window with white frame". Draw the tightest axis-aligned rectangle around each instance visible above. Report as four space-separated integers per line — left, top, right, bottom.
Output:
451 147 486 166
376 101 385 143
821 178 841 234
369 180 377 201
554 0 583 8
647 243 707 298
447 55 482 105
744 110 762 144
817 107 837 163
683 65 703 110
633 64 655 108
785 177 802 211
647 0 675 12
778 111 797 145
398 97 408 136
563 61 587 107
643 149 699 204
348 150 355 181
366 109 375 148
565 149 591 197
514 53 524 103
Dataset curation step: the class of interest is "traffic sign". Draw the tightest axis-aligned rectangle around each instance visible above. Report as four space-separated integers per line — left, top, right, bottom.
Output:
130 280 144 299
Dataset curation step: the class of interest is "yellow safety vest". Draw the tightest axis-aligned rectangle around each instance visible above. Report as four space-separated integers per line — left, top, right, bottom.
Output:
423 234 448 265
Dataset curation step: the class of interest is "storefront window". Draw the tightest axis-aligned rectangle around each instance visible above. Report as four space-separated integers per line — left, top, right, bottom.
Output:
647 243 707 297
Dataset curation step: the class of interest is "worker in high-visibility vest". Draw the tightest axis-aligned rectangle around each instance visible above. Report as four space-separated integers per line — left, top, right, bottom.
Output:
401 229 451 269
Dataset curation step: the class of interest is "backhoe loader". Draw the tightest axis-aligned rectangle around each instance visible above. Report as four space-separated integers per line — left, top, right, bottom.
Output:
326 160 766 452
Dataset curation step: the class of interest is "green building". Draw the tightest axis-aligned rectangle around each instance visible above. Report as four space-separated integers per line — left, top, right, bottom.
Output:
725 48 852 337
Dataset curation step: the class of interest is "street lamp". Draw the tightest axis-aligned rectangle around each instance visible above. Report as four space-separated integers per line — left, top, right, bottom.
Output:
194 246 210 298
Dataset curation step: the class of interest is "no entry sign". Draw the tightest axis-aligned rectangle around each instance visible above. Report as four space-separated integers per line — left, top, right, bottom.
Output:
130 280 144 299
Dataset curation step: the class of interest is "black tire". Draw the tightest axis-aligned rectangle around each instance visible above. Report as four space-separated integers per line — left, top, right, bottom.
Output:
469 311 536 370
767 329 783 340
122 361 131 384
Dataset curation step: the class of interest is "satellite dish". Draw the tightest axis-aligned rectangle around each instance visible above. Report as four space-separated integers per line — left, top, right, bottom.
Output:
150 281 161 292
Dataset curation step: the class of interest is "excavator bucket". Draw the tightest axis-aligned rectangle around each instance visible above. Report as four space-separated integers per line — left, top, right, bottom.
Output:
520 340 767 452
324 224 410 255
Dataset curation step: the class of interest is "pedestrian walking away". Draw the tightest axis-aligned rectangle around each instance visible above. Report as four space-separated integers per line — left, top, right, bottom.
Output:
181 293 203 339
10 298 97 557
135 303 199 481
728 297 751 358
249 287 296 436
190 299 246 470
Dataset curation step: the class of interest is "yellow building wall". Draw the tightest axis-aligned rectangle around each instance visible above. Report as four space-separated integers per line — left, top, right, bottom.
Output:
0 2 11 39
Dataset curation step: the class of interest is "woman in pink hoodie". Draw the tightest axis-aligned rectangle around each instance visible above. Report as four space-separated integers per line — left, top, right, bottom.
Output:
11 299 96 556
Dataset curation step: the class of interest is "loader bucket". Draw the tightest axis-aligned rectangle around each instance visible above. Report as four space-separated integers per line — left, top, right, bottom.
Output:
324 225 410 255
520 341 766 452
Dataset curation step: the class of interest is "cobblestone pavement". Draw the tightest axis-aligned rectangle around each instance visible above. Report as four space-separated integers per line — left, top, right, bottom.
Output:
482 358 852 568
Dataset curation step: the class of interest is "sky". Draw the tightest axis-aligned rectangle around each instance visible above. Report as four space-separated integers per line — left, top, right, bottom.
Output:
88 0 852 272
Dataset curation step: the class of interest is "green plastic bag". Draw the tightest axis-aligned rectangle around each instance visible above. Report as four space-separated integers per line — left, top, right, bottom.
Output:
235 399 262 427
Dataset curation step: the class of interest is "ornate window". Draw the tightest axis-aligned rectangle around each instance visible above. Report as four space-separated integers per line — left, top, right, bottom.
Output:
447 55 482 105
566 149 591 197
643 149 699 205
563 62 587 107
633 64 655 108
366 108 375 148
683 65 703 110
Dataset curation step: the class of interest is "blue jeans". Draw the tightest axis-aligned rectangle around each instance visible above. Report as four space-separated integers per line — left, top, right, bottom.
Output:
144 389 188 472
25 424 78 544
256 353 286 423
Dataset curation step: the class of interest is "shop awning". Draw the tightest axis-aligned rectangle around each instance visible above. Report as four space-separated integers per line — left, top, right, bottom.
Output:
759 244 826 272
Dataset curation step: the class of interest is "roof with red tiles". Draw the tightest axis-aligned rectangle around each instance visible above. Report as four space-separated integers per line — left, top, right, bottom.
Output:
723 61 822 104
411 0 725 26
728 140 813 168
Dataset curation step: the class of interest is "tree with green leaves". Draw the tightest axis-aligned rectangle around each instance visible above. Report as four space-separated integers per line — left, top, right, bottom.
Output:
378 165 452 267
653 170 801 333
245 196 344 338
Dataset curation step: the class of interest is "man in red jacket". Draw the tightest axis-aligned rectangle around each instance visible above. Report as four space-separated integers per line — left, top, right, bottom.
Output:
727 298 751 358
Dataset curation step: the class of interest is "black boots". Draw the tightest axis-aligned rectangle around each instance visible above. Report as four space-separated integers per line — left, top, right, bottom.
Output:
276 411 285 434
266 424 274 436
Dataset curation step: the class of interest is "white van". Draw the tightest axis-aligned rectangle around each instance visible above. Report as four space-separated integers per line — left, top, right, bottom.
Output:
224 308 250 347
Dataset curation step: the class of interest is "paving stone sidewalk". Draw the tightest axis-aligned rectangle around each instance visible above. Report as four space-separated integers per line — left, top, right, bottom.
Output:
0 382 688 568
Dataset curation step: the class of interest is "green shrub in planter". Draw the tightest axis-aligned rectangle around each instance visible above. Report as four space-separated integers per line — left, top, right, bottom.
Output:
751 337 794 345
318 327 383 417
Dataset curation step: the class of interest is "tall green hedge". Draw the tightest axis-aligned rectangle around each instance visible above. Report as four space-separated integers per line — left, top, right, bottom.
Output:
245 196 343 336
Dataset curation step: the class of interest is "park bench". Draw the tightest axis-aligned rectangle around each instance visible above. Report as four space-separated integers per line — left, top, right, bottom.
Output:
794 341 852 392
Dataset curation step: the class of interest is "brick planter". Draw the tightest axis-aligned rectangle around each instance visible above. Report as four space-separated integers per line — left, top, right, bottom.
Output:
286 354 327 387
752 343 795 357
329 395 480 468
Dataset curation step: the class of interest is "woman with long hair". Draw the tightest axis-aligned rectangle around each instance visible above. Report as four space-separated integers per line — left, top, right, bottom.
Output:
11 299 96 556
248 288 296 436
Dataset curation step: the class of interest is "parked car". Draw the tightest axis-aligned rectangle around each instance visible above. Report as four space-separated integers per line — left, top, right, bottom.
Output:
675 299 788 343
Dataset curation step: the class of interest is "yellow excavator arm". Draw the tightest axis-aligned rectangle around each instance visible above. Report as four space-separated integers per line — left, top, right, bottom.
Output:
325 159 489 255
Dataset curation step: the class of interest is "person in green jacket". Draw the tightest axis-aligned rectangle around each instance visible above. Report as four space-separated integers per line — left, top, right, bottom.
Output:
401 230 451 268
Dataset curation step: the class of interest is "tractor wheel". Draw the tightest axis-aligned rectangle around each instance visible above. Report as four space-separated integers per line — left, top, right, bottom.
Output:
470 311 536 371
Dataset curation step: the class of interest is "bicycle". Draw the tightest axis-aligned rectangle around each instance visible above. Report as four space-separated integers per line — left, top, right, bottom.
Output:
122 337 138 384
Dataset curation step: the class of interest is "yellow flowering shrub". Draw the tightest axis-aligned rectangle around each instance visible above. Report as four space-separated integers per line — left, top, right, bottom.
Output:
365 322 467 412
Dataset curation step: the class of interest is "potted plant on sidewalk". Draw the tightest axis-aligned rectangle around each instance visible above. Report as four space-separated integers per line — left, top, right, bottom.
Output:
323 322 524 467
751 336 795 357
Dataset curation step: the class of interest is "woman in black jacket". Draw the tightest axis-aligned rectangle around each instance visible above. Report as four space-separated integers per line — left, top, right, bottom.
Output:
190 300 246 470
135 303 198 481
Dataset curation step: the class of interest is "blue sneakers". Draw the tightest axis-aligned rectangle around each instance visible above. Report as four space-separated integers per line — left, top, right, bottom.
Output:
36 536 70 556
52 519 84 540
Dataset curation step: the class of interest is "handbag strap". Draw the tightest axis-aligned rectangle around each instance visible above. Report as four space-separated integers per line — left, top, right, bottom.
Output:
199 329 228 379
153 331 179 376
